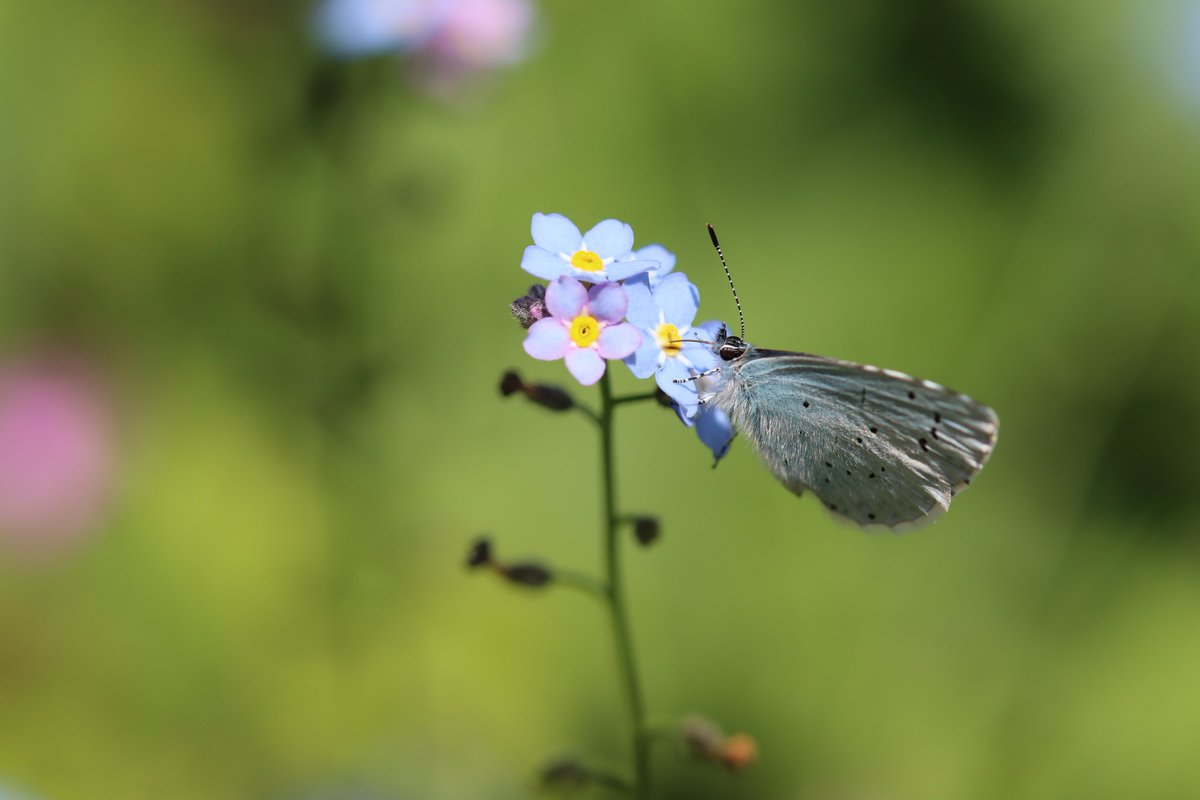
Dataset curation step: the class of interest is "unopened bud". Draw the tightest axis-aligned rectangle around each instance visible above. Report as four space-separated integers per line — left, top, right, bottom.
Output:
499 370 524 397
632 516 660 546
498 370 574 412
719 733 758 773
502 562 553 587
524 383 574 412
466 536 493 568
510 284 548 328
681 715 757 773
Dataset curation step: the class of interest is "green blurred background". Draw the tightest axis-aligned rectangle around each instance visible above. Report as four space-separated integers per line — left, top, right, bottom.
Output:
2 0 1199 797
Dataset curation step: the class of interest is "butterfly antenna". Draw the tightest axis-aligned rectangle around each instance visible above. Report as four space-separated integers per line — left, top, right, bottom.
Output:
707 223 745 338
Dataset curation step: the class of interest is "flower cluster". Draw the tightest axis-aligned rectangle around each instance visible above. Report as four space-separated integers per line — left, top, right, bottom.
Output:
514 213 733 461
314 0 535 89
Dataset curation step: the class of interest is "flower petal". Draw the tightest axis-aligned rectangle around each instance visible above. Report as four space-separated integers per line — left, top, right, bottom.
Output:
696 406 735 463
604 257 659 282
545 276 588 319
653 272 700 327
621 275 656 329
656 361 702 412
630 244 676 285
673 400 695 428
596 322 641 360
624 336 661 379
531 212 582 255
634 244 675 271
587 281 628 323
315 0 427 56
521 246 570 281
680 343 719 373
564 347 605 385
696 319 729 343
581 219 634 260
522 318 570 360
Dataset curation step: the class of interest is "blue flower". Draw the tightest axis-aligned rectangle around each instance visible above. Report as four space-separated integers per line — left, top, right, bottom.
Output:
682 384 735 465
313 0 437 56
671 320 734 464
523 277 642 386
521 213 659 284
620 244 686 292
623 272 717 415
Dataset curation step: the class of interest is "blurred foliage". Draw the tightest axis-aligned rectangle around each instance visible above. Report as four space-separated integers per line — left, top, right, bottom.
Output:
1 0 1199 798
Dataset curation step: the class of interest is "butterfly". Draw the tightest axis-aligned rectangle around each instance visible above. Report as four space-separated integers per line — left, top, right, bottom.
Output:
690 226 998 531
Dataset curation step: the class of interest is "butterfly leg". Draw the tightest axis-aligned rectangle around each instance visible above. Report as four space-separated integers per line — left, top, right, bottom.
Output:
673 367 722 384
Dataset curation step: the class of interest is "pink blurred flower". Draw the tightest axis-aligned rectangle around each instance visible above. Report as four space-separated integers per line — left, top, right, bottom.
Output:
425 0 534 72
0 356 115 552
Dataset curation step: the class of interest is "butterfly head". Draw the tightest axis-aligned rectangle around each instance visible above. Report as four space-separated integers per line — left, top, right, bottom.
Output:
714 323 748 362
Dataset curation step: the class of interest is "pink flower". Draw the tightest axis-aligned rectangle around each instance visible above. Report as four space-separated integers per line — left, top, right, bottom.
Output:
0 356 115 552
522 277 641 386
414 0 535 92
426 0 534 70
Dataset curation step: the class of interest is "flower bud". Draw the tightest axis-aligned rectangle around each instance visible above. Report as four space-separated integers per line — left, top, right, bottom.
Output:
523 383 573 412
719 733 758 773
499 370 524 397
465 536 493 568
680 715 757 773
502 561 553 587
632 516 660 546
498 370 574 412
510 284 548 329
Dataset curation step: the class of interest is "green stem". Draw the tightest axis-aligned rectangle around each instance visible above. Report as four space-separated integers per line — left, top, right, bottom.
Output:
598 371 651 798
641 717 683 744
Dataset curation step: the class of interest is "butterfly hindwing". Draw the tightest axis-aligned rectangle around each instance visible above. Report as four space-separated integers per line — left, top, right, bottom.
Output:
709 349 998 530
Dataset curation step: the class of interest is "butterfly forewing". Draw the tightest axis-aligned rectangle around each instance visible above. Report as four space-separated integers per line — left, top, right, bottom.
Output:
709 349 998 530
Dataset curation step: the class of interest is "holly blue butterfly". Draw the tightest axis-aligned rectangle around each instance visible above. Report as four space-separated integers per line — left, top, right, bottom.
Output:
689 225 998 531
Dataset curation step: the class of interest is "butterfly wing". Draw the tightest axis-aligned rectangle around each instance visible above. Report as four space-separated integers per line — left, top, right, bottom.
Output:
709 349 998 530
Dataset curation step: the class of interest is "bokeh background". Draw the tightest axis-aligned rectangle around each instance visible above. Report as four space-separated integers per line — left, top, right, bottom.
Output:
2 0 1200 798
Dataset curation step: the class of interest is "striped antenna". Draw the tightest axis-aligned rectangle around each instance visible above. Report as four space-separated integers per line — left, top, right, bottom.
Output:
706 223 745 338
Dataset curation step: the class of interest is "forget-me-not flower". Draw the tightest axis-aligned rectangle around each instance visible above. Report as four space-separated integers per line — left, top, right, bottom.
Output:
314 0 438 56
621 244 691 294
425 0 534 69
623 272 717 415
523 276 641 386
521 213 659 284
671 320 734 464
681 386 735 465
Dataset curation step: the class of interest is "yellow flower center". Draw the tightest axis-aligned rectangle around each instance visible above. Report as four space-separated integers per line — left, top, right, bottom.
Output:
570 314 601 348
570 250 604 272
655 323 683 356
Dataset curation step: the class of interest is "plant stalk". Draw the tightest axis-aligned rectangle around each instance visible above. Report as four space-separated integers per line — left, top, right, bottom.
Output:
598 370 651 798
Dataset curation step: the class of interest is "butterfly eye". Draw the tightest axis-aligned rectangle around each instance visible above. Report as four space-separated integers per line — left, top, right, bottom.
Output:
718 337 746 361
